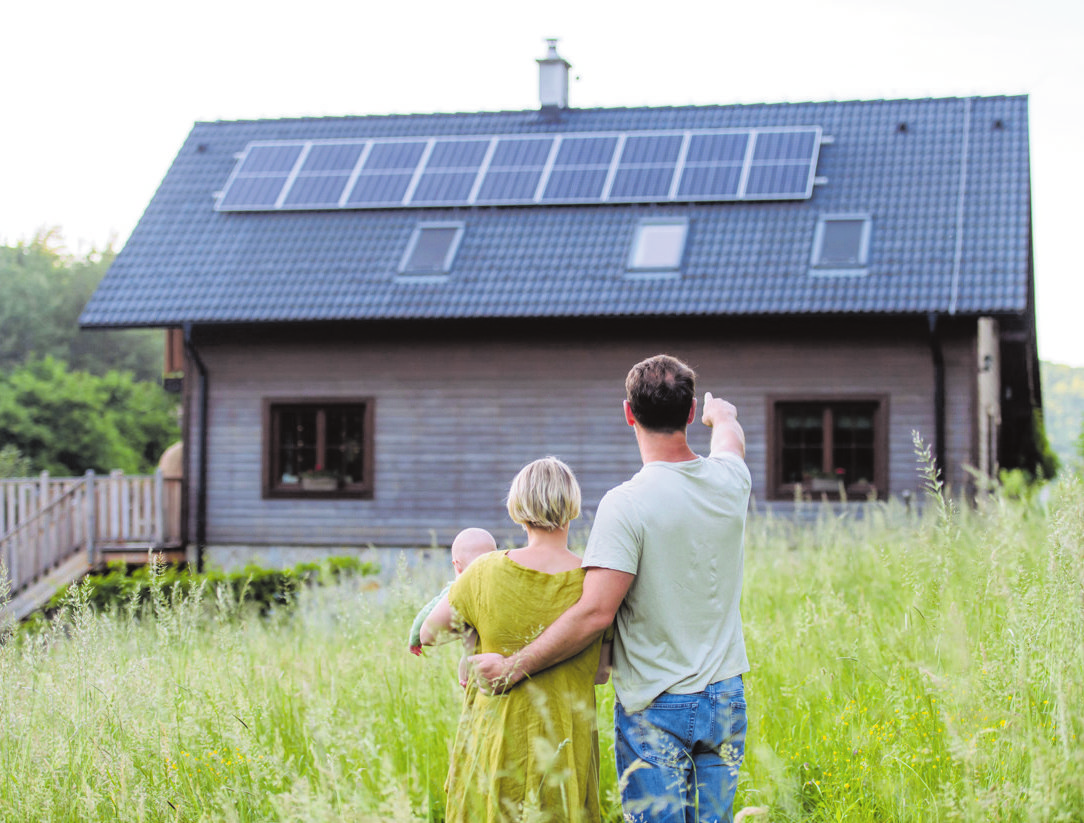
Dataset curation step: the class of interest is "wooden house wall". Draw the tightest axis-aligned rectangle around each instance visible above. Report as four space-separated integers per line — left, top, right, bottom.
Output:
184 323 977 553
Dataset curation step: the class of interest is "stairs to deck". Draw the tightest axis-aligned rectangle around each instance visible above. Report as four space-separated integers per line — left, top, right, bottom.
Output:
1 470 182 624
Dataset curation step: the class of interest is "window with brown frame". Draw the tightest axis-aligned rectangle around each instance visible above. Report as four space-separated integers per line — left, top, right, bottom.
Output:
770 399 887 499
264 399 374 498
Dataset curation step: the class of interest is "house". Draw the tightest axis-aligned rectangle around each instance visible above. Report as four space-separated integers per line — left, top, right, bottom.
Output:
80 43 1044 571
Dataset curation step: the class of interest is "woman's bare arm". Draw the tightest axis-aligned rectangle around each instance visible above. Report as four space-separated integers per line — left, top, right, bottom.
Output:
470 567 633 693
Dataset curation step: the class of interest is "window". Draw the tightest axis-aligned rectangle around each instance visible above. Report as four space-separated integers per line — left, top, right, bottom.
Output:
264 399 374 498
769 398 886 499
399 222 463 275
810 214 871 272
627 218 688 273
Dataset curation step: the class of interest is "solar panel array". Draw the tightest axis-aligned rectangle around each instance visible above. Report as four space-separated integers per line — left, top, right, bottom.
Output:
216 127 823 211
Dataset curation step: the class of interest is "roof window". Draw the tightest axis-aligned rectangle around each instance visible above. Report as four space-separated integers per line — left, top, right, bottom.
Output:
399 223 463 275
810 215 871 274
628 218 688 274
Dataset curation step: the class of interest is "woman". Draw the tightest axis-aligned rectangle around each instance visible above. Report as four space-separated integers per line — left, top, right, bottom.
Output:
421 457 610 823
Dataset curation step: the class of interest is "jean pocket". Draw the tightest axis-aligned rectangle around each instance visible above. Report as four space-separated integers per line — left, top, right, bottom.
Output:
718 699 748 772
631 702 698 767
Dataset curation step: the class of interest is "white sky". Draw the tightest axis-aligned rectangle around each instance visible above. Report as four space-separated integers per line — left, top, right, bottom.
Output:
2 0 1081 365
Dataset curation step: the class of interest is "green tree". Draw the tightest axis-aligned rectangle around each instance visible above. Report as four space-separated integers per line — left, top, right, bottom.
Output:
1076 417 1084 470
0 444 32 478
1040 361 1084 467
0 231 162 380
0 358 179 475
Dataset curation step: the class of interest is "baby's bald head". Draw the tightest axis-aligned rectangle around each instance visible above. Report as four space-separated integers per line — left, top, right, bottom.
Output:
451 527 497 575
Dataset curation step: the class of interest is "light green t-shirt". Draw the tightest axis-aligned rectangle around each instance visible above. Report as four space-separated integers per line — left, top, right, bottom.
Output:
583 453 751 713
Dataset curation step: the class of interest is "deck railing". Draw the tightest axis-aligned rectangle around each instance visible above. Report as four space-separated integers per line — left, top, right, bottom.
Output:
0 470 181 601
1 477 92 597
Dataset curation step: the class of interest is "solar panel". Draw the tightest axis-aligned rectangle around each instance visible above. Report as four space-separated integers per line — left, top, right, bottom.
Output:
302 143 365 172
239 144 304 173
427 139 489 168
744 129 819 199
216 127 822 211
366 142 426 170
621 134 682 165
540 136 617 201
745 163 812 197
610 167 674 199
553 135 618 166
218 175 288 209
543 168 609 200
346 173 413 206
489 137 553 168
677 165 742 198
475 138 554 204
412 171 478 203
685 133 748 163
283 175 350 207
605 134 683 200
476 169 543 201
752 130 817 162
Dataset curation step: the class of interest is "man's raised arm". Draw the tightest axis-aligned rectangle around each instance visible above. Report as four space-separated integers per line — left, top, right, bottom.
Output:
702 392 745 459
470 566 633 693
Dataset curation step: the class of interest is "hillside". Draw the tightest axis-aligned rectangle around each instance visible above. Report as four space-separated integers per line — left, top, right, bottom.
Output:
1041 360 1084 469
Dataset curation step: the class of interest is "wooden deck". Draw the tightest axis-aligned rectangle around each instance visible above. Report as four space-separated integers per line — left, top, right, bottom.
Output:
0 471 182 622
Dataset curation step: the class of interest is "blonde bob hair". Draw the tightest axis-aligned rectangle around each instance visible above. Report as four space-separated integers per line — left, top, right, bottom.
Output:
506 457 581 531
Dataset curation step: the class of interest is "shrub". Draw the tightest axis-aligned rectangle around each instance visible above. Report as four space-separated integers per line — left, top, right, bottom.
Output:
44 555 378 617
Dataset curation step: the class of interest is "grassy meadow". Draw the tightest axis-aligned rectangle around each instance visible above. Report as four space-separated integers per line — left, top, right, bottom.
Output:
1 466 1082 821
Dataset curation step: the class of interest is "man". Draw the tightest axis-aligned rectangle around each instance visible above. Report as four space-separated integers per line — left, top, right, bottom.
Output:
471 353 751 823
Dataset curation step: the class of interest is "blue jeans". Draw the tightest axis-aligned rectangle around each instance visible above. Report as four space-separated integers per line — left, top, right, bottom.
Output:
614 676 746 823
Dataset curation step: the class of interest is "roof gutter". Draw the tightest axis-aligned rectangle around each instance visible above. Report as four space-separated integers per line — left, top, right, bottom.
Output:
182 322 209 573
928 312 947 481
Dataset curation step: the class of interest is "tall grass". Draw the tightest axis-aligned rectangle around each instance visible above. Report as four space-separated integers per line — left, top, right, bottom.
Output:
1 463 1081 821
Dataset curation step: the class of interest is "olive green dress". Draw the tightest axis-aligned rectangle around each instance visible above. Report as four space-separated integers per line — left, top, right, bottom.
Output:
445 550 603 823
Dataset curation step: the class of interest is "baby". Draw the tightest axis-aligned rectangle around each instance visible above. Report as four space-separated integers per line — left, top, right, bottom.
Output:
408 527 496 686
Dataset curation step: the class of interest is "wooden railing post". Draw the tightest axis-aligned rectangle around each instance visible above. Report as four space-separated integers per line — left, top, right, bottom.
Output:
153 469 165 549
84 471 97 566
109 470 123 543
36 472 48 582
6 503 17 591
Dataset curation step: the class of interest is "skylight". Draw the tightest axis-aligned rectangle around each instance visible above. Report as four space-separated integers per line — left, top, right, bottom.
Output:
628 218 688 272
810 215 871 273
399 223 463 275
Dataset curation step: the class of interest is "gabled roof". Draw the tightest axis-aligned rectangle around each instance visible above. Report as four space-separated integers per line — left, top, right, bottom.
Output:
80 95 1032 328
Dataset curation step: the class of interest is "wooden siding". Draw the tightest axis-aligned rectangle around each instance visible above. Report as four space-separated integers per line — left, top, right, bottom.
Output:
184 323 979 550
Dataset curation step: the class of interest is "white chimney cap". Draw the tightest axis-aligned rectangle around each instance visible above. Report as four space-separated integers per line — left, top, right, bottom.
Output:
537 38 571 111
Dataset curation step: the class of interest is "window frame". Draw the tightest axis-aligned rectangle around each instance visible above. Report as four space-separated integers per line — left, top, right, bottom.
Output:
398 221 464 276
262 397 375 499
626 217 689 276
809 213 872 275
766 395 888 500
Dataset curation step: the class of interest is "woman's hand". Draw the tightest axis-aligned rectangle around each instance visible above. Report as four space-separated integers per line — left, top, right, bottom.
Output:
467 652 523 694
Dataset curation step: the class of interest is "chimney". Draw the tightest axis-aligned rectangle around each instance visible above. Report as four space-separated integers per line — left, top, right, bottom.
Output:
537 38 570 111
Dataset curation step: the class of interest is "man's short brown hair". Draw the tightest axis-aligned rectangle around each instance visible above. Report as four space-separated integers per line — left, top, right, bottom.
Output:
625 354 697 433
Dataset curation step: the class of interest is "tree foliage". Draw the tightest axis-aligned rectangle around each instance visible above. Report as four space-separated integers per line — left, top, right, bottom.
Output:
0 231 162 381
1077 417 1084 469
1040 360 1084 470
0 231 178 476
0 445 32 478
0 357 179 475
